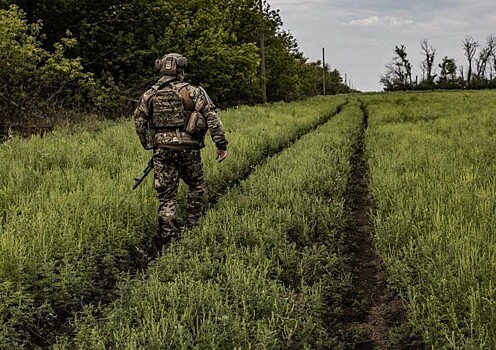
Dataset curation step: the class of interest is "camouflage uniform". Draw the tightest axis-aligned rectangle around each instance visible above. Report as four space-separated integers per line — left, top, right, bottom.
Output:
134 75 228 239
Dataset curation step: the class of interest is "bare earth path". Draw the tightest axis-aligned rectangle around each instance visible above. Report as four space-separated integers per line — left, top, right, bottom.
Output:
342 102 419 350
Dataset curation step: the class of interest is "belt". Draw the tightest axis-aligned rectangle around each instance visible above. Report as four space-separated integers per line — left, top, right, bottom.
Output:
154 127 180 132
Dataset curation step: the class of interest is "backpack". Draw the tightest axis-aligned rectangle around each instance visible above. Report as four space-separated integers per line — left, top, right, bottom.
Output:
150 82 190 129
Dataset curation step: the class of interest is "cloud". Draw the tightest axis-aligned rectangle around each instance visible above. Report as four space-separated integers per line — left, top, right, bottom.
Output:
346 16 414 27
269 0 495 91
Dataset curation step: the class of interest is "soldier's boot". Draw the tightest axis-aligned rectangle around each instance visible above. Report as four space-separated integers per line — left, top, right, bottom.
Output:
156 211 180 250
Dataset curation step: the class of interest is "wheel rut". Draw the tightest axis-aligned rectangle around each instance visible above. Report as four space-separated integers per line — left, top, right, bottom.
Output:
342 101 414 350
205 100 347 208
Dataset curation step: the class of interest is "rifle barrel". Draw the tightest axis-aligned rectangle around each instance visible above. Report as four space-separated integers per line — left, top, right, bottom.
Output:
132 158 154 190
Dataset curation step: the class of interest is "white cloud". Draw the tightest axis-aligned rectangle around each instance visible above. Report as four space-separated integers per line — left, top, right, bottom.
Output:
347 16 380 26
346 16 414 27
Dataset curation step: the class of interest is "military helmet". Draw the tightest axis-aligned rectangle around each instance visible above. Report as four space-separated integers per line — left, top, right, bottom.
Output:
155 53 188 76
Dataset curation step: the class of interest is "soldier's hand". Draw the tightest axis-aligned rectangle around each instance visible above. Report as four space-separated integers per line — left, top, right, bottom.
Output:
216 149 228 163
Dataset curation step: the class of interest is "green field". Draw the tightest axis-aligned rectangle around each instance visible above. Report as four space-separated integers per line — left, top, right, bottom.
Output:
362 91 496 349
0 97 347 348
1 91 495 349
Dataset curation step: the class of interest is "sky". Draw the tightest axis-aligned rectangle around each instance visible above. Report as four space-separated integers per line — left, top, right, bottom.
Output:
269 0 496 91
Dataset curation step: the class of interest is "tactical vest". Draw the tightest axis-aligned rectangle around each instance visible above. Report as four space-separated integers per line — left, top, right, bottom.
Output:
149 82 194 129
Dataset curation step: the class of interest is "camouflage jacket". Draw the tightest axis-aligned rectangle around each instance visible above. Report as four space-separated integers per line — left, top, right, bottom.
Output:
134 75 228 151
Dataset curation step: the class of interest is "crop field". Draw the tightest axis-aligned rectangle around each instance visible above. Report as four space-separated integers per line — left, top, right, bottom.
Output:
1 90 495 349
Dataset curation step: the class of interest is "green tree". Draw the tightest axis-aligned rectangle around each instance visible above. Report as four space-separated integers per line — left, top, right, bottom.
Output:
380 45 413 90
438 56 457 88
0 5 104 132
2 0 351 112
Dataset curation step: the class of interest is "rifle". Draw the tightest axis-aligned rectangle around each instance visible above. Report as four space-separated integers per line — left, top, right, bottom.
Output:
132 158 154 190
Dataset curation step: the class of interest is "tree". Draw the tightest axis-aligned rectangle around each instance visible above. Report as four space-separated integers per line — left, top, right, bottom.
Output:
3 0 265 105
396 45 413 85
0 6 103 125
474 35 496 82
419 39 436 85
438 56 457 88
380 44 413 90
2 0 352 112
463 36 479 86
492 46 496 81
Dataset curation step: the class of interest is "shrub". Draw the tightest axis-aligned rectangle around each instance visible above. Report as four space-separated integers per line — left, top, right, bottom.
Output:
0 5 116 137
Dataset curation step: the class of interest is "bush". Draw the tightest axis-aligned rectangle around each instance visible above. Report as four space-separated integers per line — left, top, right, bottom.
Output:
0 5 117 137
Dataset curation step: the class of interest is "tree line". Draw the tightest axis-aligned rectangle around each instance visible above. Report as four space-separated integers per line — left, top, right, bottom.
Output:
0 0 351 136
380 35 496 91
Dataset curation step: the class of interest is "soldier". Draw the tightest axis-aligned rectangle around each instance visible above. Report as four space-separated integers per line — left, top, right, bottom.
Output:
134 53 228 246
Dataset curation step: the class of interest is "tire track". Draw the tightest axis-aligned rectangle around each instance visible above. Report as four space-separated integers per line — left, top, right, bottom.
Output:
206 99 347 208
342 100 414 350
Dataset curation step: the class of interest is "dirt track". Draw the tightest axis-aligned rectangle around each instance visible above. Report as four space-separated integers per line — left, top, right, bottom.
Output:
342 102 415 350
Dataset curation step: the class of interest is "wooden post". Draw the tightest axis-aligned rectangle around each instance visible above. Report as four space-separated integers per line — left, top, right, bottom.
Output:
322 47 326 95
259 0 267 104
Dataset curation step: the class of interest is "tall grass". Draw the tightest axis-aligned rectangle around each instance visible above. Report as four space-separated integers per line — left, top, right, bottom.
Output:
363 91 496 349
57 101 364 349
0 96 345 349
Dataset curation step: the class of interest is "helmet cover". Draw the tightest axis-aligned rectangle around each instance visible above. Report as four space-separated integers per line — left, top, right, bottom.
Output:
156 53 188 76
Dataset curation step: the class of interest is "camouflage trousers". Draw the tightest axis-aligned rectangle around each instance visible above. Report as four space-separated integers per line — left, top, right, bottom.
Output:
153 148 205 238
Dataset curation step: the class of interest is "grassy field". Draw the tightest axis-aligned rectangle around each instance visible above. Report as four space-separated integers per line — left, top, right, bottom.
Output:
55 101 364 350
1 90 495 349
362 90 496 349
0 96 346 348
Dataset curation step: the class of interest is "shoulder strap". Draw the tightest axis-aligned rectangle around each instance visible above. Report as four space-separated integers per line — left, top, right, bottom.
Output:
174 83 194 112
147 86 159 115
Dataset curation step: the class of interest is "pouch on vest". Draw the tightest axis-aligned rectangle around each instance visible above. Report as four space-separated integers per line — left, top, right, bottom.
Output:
185 111 207 137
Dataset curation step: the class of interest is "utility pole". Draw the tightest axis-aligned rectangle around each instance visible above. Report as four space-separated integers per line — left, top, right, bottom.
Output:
322 47 326 95
259 0 267 104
